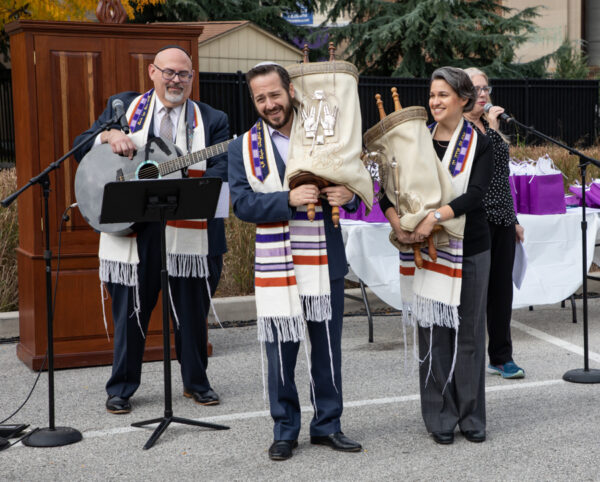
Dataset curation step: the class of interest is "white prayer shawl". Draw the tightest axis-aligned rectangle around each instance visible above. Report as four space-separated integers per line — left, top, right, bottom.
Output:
241 119 331 344
98 89 209 291
400 118 477 331
98 90 209 335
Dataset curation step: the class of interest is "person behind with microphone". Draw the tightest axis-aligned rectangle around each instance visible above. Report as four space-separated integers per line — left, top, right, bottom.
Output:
463 67 525 380
72 45 229 414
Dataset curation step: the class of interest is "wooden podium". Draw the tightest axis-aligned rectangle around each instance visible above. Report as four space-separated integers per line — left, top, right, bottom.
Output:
6 20 205 369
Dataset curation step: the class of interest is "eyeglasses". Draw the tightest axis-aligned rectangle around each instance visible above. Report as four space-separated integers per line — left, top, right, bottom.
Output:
475 86 492 95
152 64 194 83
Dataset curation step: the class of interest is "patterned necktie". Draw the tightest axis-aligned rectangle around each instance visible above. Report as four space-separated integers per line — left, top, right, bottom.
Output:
159 107 174 142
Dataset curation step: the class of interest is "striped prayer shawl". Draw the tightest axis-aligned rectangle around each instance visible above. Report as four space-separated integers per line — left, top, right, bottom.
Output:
400 118 477 331
99 89 209 289
242 119 331 343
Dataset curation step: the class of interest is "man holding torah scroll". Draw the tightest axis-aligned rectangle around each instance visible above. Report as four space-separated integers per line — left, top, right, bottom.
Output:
369 67 493 445
229 62 366 461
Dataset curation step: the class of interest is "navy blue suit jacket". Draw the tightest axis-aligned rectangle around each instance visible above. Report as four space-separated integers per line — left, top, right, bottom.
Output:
228 133 359 281
73 91 229 256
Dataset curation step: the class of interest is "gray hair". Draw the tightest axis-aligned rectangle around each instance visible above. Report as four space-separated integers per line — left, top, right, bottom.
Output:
463 67 488 84
430 67 476 113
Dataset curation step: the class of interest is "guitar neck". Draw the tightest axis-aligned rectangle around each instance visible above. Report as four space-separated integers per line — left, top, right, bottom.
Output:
158 139 233 176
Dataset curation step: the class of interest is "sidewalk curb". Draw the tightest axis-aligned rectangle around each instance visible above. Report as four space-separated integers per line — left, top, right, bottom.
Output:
0 288 392 338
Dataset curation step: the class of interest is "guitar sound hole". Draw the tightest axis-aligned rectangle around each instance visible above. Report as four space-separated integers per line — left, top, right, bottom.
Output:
137 162 160 179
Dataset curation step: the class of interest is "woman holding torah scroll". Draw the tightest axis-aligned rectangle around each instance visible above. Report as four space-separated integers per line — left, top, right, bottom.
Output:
379 67 493 445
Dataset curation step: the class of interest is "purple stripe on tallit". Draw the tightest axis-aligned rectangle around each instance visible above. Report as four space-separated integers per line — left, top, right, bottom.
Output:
256 232 290 243
399 252 415 261
294 210 324 221
290 243 327 250
421 249 463 264
288 226 325 236
255 247 291 257
449 238 463 249
255 262 294 272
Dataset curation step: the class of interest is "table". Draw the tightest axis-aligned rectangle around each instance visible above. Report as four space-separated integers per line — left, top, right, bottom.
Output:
341 207 600 311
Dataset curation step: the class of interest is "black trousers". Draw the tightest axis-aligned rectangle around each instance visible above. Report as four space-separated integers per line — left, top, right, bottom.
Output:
486 222 516 365
105 222 221 399
265 277 344 441
418 251 490 433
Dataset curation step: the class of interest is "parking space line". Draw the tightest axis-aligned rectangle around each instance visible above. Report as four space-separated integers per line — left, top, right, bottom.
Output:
512 320 600 363
76 379 563 441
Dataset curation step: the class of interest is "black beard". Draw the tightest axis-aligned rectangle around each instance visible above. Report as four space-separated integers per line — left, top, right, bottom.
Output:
260 104 293 130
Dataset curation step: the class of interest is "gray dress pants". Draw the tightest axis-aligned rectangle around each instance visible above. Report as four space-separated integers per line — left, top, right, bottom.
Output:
417 250 490 433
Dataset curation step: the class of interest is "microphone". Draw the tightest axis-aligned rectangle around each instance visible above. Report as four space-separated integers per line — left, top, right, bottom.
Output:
111 99 130 134
484 103 513 123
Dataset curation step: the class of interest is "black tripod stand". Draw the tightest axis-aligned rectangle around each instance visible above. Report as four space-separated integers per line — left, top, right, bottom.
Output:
100 178 230 449
0 118 121 447
510 117 600 383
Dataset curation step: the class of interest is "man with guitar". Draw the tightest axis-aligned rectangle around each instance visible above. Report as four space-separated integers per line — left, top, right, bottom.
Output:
73 45 229 414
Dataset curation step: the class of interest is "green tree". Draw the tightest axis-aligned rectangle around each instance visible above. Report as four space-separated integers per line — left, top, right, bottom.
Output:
130 0 320 54
553 39 590 79
318 0 552 78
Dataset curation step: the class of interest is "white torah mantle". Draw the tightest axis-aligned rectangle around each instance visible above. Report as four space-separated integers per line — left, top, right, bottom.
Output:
285 61 374 211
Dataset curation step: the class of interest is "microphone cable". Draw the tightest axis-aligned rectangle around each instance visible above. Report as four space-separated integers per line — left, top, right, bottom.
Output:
0 202 77 425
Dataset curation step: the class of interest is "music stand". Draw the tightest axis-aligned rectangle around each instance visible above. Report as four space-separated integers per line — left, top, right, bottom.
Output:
100 178 230 450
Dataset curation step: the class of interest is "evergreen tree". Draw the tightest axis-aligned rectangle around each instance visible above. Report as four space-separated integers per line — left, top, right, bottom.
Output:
130 0 320 54
319 0 552 78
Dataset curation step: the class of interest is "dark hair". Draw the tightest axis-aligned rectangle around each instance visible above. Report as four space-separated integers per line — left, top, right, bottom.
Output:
245 63 291 96
156 44 192 59
430 66 476 112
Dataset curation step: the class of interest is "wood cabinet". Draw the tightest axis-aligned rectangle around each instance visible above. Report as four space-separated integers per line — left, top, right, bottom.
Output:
6 20 204 369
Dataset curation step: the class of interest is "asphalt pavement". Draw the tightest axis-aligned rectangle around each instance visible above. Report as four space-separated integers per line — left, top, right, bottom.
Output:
1 295 599 481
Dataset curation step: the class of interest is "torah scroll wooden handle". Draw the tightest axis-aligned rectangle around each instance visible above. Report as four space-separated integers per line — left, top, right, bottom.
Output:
375 94 386 120
391 87 402 111
288 172 339 227
414 225 444 269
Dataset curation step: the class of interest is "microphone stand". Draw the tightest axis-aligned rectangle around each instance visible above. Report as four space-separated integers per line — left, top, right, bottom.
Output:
1 115 121 446
508 117 600 383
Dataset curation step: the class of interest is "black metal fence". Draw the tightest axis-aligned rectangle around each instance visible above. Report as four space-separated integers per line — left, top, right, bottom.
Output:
200 71 600 146
0 70 14 165
0 71 598 164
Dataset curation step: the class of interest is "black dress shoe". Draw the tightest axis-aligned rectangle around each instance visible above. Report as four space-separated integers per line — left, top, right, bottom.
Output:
268 440 298 461
310 432 362 452
431 431 454 444
106 395 131 414
183 388 220 406
461 429 486 443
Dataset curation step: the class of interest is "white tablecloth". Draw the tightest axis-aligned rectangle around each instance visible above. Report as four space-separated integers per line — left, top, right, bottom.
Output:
341 207 600 310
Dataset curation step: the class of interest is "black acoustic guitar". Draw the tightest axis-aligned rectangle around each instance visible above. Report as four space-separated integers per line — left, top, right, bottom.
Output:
74 136 232 235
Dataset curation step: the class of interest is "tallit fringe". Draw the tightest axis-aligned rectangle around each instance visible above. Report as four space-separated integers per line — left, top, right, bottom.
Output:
167 253 208 278
300 294 332 322
413 295 459 330
257 315 306 343
99 259 138 286
100 282 110 341
99 260 144 337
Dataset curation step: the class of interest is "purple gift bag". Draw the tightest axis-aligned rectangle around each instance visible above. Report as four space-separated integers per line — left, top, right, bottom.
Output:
508 175 518 213
514 175 530 214
568 183 600 208
341 181 388 222
528 173 566 214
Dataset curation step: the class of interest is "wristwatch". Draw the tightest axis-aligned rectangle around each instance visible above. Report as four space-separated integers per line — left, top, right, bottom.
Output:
433 211 442 222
